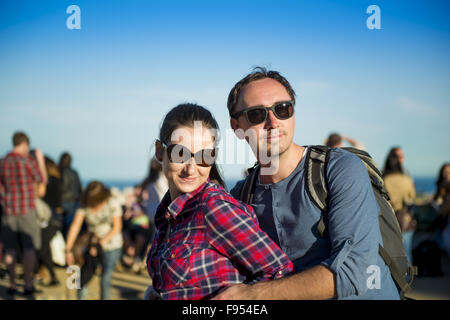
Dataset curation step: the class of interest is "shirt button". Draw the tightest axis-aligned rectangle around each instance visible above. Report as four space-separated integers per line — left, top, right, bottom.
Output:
278 271 283 275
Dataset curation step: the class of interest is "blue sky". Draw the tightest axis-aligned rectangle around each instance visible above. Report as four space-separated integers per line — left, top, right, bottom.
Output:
1 0 449 183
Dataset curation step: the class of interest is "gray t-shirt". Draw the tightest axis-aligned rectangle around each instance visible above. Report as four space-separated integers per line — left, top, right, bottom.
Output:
77 197 123 251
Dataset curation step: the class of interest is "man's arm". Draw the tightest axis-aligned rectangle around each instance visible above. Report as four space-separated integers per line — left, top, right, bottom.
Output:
33 149 48 184
214 264 335 300
342 136 365 150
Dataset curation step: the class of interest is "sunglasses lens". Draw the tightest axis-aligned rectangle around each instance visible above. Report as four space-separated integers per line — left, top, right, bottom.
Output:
167 144 191 163
247 108 267 124
167 144 217 167
274 102 294 119
198 148 217 167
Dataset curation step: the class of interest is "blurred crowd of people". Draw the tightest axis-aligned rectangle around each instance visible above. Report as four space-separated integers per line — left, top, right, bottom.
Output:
325 132 450 276
0 132 168 299
0 130 449 299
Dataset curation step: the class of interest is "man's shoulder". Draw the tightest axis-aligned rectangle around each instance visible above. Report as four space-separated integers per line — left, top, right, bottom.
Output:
1 152 16 161
202 181 240 205
324 147 366 173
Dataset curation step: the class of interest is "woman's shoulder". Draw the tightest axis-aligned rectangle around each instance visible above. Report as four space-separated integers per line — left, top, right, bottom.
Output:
105 197 123 215
200 181 254 216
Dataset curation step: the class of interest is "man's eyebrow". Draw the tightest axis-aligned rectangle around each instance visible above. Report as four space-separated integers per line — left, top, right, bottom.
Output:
246 100 291 108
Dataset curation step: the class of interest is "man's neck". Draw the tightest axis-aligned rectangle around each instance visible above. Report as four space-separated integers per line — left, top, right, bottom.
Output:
259 143 305 184
12 146 28 157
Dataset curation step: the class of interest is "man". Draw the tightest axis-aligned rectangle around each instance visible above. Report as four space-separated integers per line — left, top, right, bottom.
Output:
0 131 47 296
215 67 400 299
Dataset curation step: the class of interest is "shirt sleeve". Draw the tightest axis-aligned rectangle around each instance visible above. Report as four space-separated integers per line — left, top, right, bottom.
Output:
108 198 123 218
204 196 293 282
27 157 43 183
75 207 86 217
319 150 382 299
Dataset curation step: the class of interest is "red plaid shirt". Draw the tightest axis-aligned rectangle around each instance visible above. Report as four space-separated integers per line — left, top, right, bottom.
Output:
0 152 43 216
147 180 293 300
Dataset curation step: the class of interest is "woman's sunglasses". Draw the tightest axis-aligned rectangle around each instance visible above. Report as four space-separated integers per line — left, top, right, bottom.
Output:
231 100 295 125
161 142 217 167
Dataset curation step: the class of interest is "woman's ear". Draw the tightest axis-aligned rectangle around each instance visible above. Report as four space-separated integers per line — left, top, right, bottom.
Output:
155 140 164 163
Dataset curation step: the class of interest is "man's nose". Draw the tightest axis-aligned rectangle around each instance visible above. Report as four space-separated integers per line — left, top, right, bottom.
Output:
264 109 279 129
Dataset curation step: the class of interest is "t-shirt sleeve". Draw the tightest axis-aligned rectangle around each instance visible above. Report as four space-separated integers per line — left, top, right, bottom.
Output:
109 198 123 218
75 207 86 217
319 149 382 298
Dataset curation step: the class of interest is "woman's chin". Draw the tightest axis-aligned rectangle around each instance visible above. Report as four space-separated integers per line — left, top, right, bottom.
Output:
175 180 201 194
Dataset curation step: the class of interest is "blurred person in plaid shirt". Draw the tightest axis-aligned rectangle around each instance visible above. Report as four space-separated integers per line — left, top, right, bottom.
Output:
0 131 47 297
146 103 293 300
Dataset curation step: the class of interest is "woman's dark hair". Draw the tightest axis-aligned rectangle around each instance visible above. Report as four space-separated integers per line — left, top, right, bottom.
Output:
227 66 296 116
159 103 226 189
434 163 450 201
140 157 163 190
81 181 111 208
45 155 60 179
382 147 404 177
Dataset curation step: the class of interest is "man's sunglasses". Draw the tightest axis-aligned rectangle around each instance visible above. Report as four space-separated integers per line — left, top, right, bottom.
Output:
161 142 217 167
231 100 295 125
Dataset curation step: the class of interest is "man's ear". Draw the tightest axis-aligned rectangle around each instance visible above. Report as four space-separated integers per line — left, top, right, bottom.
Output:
155 140 164 163
230 118 244 140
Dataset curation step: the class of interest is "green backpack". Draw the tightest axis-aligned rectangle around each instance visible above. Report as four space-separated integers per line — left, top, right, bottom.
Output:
239 145 418 297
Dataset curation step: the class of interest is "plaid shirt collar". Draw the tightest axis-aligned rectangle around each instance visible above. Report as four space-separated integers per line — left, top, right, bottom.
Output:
156 179 210 221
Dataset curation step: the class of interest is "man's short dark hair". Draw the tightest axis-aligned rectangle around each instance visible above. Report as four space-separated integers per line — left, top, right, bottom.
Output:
227 66 296 116
326 133 342 148
12 131 30 147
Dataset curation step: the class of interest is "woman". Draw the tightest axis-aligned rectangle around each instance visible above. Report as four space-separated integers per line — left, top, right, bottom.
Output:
65 181 123 300
147 103 293 300
434 163 450 205
383 147 416 263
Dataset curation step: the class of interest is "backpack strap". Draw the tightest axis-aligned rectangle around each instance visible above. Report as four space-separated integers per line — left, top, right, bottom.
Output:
378 245 417 295
341 147 389 199
304 145 331 237
239 162 261 205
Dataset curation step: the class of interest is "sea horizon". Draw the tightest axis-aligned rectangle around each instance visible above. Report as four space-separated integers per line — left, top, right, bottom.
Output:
83 176 438 196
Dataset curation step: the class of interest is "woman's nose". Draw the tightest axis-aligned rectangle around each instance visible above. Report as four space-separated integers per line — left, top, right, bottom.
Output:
184 157 197 174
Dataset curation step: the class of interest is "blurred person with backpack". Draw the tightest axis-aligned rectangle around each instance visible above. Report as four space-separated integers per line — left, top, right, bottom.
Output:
214 67 406 300
382 147 416 265
59 152 82 237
